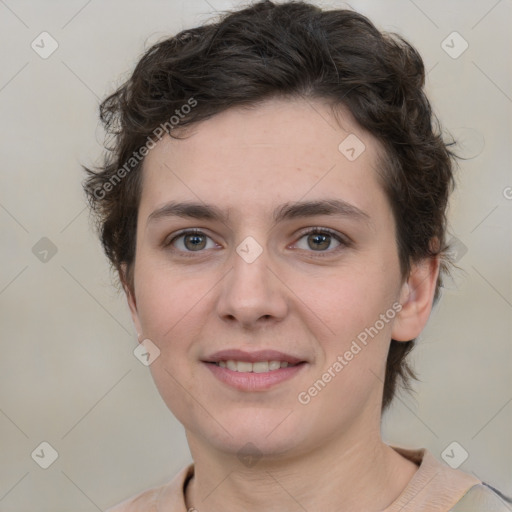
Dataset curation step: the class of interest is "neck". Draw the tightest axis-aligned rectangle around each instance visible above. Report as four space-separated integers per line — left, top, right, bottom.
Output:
184 427 418 512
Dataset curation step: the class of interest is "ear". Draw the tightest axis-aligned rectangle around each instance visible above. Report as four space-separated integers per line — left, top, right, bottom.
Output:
391 255 440 342
120 263 143 338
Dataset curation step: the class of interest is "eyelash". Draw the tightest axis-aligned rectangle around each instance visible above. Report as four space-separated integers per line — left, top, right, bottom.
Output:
164 227 351 258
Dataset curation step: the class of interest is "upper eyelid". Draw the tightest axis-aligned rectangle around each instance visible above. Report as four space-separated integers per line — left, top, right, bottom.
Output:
295 226 349 241
166 227 349 250
164 228 215 246
293 227 350 251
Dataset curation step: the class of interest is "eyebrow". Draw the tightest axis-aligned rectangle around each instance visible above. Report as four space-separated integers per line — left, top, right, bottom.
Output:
147 199 372 229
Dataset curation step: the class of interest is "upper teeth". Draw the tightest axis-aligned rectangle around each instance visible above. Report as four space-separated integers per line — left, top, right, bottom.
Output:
216 360 291 372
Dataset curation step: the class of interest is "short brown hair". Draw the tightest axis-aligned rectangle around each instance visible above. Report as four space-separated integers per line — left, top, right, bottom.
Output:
83 0 457 412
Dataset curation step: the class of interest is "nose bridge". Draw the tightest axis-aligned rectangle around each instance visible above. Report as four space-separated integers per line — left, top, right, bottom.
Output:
216 236 287 326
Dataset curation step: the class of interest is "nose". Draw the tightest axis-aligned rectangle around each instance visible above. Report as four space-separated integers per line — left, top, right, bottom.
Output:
215 243 289 329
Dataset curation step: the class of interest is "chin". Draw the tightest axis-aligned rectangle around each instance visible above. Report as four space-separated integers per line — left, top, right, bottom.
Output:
188 410 307 458
212 433 301 461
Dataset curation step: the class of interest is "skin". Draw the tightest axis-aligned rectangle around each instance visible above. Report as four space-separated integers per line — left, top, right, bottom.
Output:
122 97 440 512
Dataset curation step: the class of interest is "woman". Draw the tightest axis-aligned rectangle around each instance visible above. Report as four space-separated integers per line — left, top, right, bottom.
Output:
83 1 511 510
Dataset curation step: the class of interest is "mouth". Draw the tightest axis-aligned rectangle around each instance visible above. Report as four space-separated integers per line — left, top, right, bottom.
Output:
205 360 304 373
203 359 307 392
202 349 308 390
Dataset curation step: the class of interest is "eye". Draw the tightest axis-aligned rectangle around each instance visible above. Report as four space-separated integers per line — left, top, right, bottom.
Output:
293 227 349 255
164 227 350 256
165 229 218 253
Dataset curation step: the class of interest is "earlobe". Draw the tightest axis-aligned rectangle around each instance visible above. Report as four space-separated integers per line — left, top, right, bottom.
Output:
391 256 440 342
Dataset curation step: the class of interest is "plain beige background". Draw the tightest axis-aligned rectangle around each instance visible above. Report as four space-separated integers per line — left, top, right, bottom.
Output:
0 0 511 510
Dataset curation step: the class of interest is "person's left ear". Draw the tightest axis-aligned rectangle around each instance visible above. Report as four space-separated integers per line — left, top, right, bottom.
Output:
391 255 440 342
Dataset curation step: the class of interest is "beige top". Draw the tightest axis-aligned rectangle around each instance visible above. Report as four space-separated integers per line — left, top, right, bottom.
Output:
106 446 509 511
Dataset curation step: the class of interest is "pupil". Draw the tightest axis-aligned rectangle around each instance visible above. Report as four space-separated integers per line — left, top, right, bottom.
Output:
309 233 329 250
186 234 205 250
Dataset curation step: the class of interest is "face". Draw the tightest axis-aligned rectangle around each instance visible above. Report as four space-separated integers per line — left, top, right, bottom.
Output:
124 98 428 460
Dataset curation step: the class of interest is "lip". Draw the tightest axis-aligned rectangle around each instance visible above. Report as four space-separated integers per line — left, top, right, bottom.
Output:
204 361 307 392
203 349 305 365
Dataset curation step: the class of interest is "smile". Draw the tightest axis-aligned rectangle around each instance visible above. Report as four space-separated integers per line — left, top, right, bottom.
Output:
204 361 307 391
212 360 299 373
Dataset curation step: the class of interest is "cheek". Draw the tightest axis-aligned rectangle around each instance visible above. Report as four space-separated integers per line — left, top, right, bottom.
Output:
133 263 209 413
299 272 395 410
294 264 393 326
133 254 206 336
294 260 399 371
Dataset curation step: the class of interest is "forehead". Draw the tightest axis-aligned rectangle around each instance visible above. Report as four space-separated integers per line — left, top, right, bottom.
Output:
139 98 388 224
